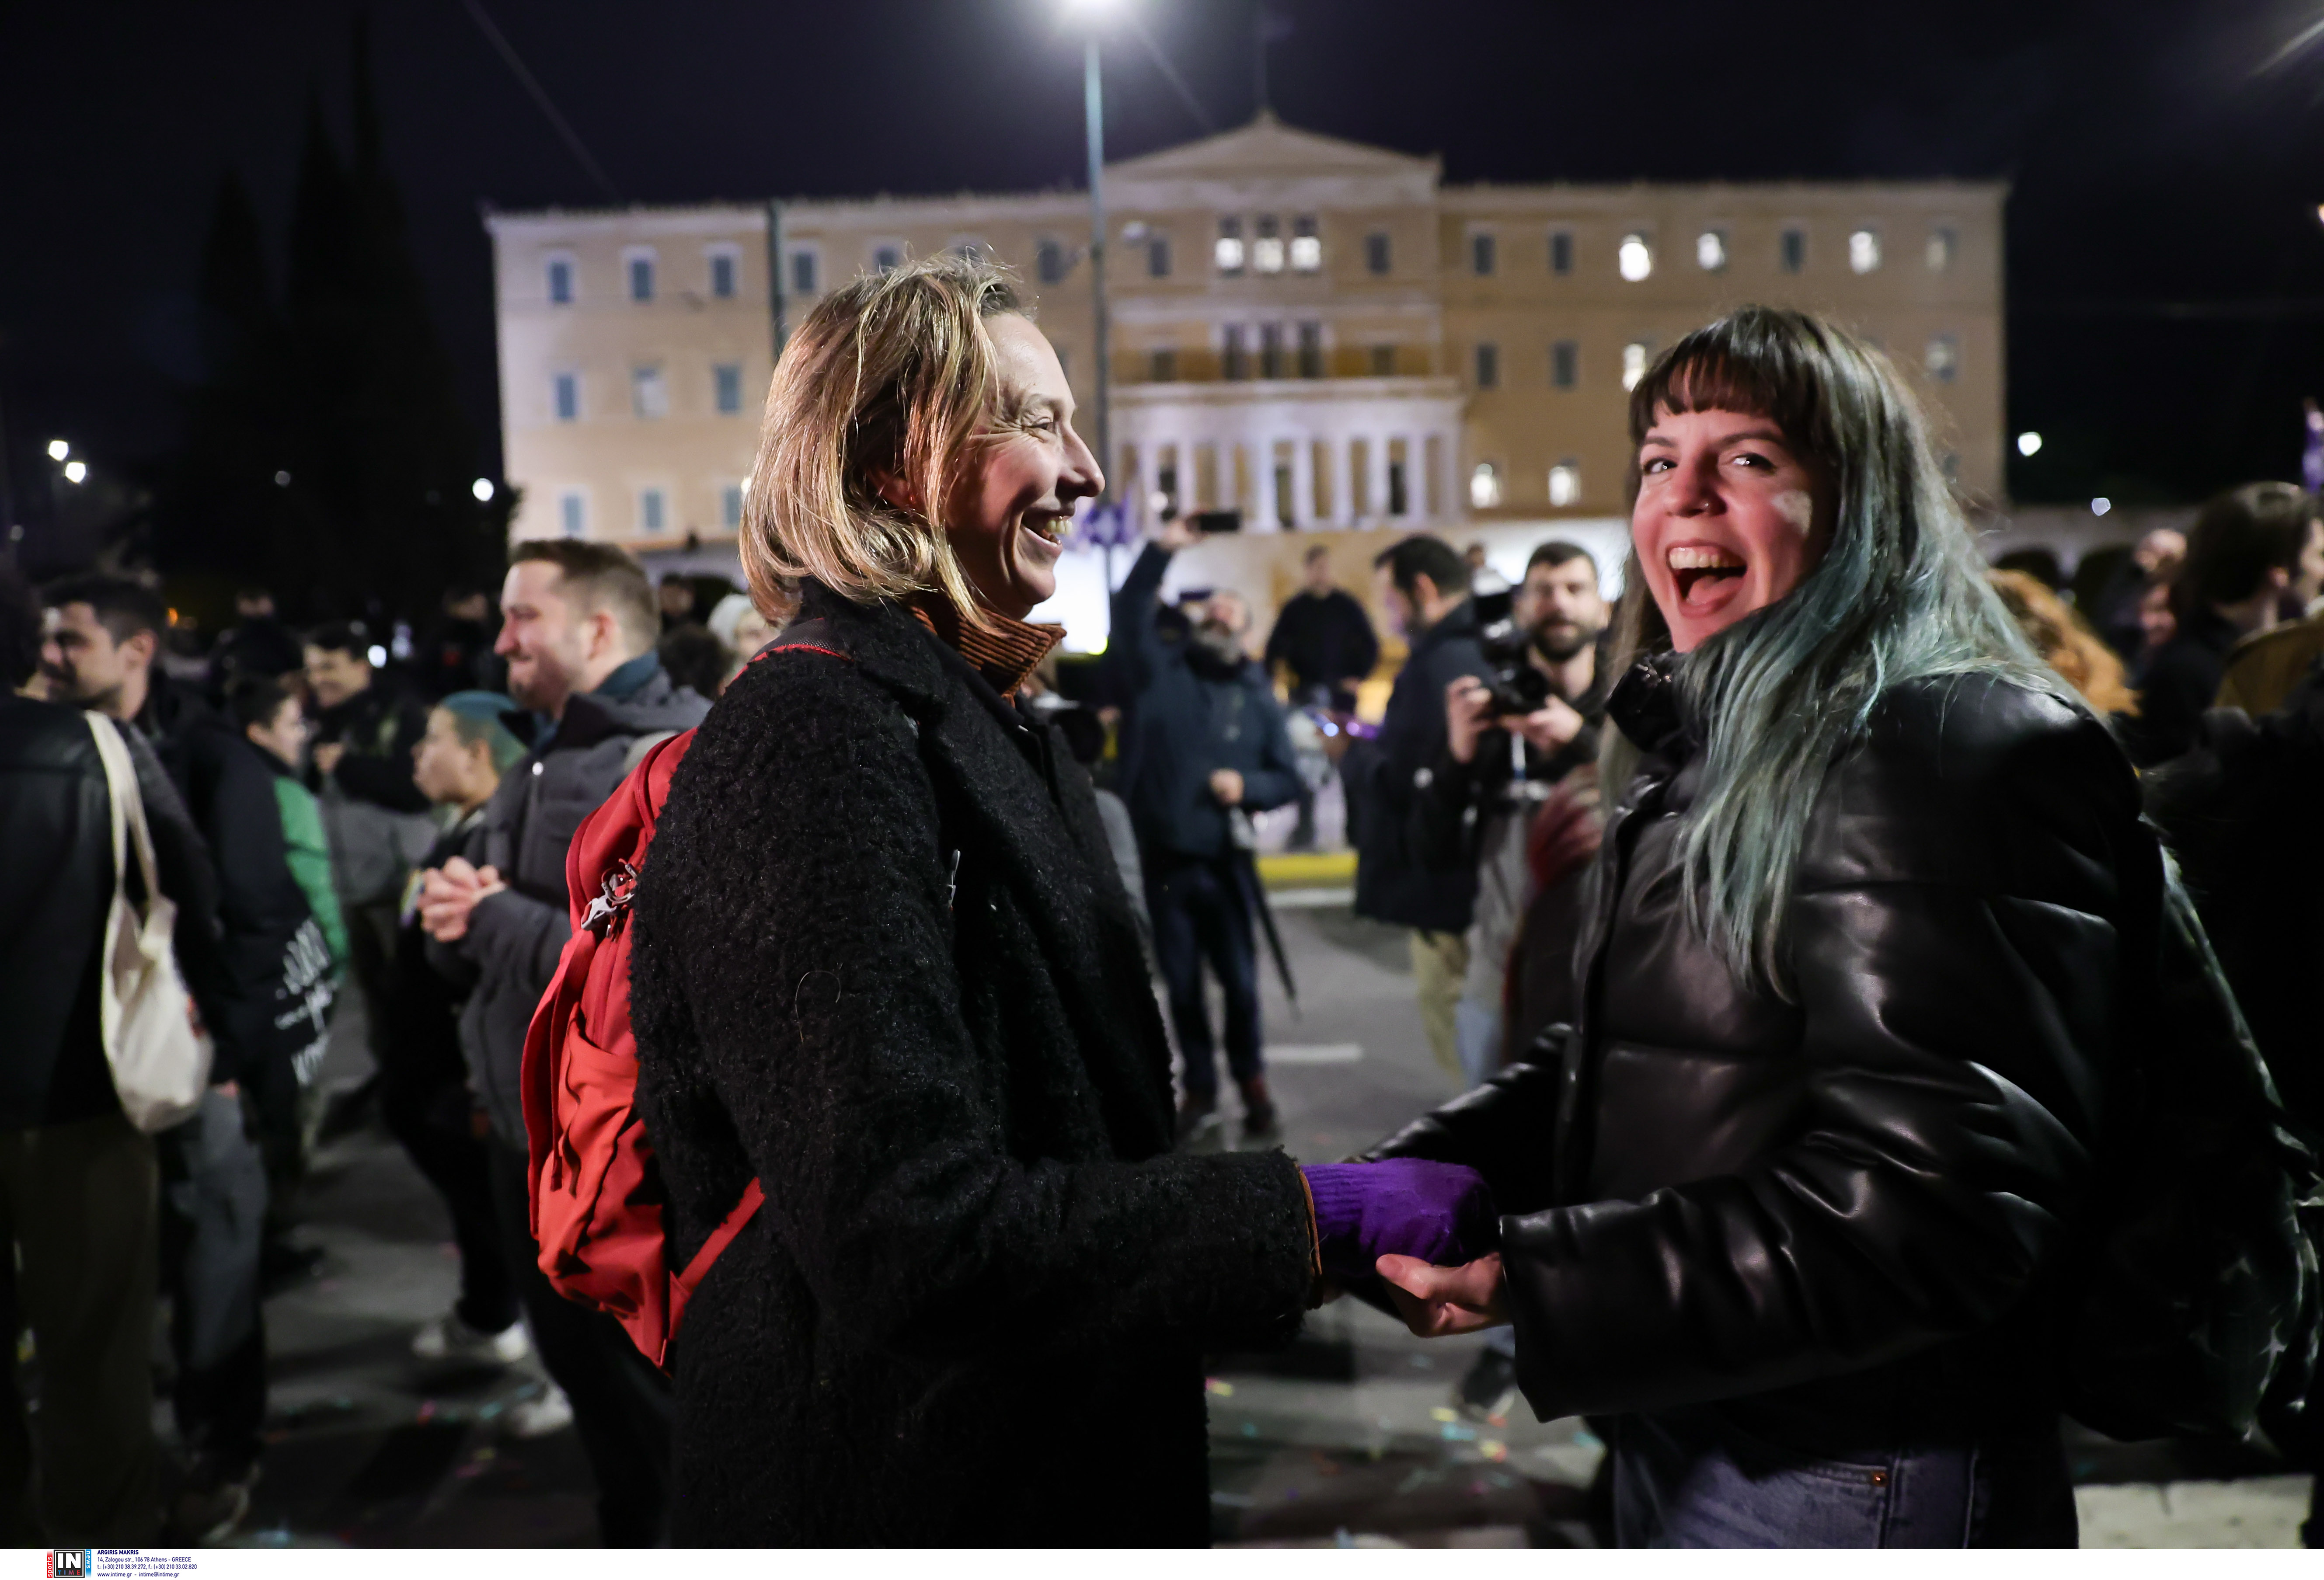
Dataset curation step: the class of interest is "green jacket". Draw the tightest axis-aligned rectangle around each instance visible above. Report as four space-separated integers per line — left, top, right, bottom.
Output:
272 772 349 973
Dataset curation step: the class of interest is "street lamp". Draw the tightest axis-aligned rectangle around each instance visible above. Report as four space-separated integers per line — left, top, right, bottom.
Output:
472 477 497 503
1065 0 1116 515
61 460 87 485
45 439 68 462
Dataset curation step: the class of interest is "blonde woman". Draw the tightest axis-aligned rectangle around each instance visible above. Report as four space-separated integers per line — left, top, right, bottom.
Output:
626 255 1491 1545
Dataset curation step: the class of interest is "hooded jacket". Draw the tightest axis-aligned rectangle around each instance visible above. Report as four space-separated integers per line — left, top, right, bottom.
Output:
436 659 708 1147
1111 543 1302 861
1373 657 2156 1454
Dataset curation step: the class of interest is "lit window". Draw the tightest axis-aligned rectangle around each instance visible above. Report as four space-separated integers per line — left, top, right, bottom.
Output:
1926 334 1959 383
1548 462 1581 507
1780 228 1806 273
1927 227 1957 271
627 254 655 302
1849 229 1881 274
1617 233 1653 282
1474 343 1499 389
790 250 818 294
872 244 902 273
714 363 743 415
708 251 737 299
1297 321 1322 379
1147 236 1171 278
721 484 744 532
1223 325 1249 380
1369 345 1395 377
1470 463 1501 509
1551 341 1578 389
1254 216 1284 275
1470 232 1496 276
1290 216 1321 272
1621 341 1649 391
1697 230 1727 272
546 256 574 305
553 372 578 422
1037 238 1068 285
1216 218 1245 275
1150 348 1178 382
632 365 669 419
639 488 667 534
1549 231 1573 275
1365 232 1391 275
559 491 586 538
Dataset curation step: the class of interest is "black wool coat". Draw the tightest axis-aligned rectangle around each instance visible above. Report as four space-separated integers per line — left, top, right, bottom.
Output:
629 582 1317 1547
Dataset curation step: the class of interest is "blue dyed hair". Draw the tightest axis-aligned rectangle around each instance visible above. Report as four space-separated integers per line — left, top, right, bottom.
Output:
1607 306 2070 995
434 690 528 774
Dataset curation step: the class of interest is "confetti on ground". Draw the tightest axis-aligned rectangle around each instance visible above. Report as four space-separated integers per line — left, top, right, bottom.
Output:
1429 1406 1458 1423
1205 1378 1236 1397
1481 1440 1508 1462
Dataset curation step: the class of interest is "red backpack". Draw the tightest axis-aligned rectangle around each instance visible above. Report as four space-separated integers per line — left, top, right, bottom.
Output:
519 630 847 1367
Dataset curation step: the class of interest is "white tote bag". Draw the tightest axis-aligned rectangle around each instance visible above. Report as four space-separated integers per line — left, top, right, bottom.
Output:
86 713 212 1132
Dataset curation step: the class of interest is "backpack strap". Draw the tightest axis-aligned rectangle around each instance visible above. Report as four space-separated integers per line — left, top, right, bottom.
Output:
619 727 682 778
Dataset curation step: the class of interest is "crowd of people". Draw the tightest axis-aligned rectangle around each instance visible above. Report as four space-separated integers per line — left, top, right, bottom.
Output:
2 250 2319 1549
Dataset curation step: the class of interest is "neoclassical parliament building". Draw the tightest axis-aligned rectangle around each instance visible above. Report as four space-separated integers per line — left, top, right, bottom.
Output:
486 115 2002 631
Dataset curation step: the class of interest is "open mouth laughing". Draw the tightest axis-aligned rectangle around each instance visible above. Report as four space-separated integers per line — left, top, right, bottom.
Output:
1667 544 1746 610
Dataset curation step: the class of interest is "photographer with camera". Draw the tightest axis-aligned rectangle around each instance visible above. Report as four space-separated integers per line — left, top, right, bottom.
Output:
1424 542 1611 1085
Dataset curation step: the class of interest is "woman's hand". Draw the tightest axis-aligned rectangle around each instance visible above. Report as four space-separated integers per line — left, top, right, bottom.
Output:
1377 1252 1509 1336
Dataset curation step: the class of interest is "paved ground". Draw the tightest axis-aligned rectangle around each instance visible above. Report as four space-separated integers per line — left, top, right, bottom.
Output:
199 898 2312 1548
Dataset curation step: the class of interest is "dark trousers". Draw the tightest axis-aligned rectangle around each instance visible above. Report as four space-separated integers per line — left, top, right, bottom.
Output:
158 1088 269 1477
381 1075 514 1335
0 1111 161 1544
486 1140 671 1546
1146 852 1264 1103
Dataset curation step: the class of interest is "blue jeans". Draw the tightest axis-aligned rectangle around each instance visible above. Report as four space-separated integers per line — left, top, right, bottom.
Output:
1611 1407 2077 1547
1146 853 1263 1103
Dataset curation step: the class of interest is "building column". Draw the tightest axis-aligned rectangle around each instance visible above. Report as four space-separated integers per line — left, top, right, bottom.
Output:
1331 437 1356 526
1291 435 1316 529
1254 434 1282 532
1367 435 1391 527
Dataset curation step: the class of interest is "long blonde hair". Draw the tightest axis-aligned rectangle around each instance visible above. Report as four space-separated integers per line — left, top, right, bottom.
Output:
740 252 1027 630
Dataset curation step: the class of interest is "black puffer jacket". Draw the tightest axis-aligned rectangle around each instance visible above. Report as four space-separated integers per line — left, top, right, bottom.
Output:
629 583 1317 1546
1375 656 2159 1454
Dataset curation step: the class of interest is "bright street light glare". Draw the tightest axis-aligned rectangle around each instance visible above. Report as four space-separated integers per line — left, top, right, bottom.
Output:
2016 431 2043 458
46 439 68 462
472 477 496 502
62 460 87 484
2090 496 2112 517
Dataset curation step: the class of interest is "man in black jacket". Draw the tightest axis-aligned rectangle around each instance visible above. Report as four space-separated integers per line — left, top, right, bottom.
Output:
418 540 706 1545
41 573 304 1539
1112 524 1303 1141
1264 543 1378 848
1342 534 1491 1086
1 569 185 1543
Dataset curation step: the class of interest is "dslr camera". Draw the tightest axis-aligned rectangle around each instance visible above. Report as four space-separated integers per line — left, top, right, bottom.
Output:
1470 579 1552 718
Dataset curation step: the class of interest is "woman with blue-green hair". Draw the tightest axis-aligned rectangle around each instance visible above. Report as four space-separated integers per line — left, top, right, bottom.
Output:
1357 305 2163 1545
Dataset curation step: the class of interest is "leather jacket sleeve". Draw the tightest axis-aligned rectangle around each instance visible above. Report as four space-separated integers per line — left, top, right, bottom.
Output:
1498 686 2144 1420
1366 1036 1568 1214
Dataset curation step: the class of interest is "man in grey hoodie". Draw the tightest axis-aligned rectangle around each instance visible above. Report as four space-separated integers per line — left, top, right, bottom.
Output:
418 539 707 1546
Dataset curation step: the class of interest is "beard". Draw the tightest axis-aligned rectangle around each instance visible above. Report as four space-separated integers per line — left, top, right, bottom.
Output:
1189 625 1246 672
1530 622 1592 664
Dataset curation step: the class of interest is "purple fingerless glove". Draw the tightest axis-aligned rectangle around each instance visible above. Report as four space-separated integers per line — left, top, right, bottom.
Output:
1299 1159 1499 1284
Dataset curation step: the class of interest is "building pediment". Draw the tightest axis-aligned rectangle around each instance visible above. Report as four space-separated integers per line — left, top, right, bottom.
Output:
1108 112 1439 209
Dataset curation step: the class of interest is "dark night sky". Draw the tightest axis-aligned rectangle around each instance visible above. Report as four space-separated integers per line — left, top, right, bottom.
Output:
6 0 2324 506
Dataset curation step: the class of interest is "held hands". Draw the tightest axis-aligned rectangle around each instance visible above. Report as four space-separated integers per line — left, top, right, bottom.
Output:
418 855 508 943
1209 767 1245 806
1300 1159 1498 1287
1377 1253 1509 1336
311 741 346 776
